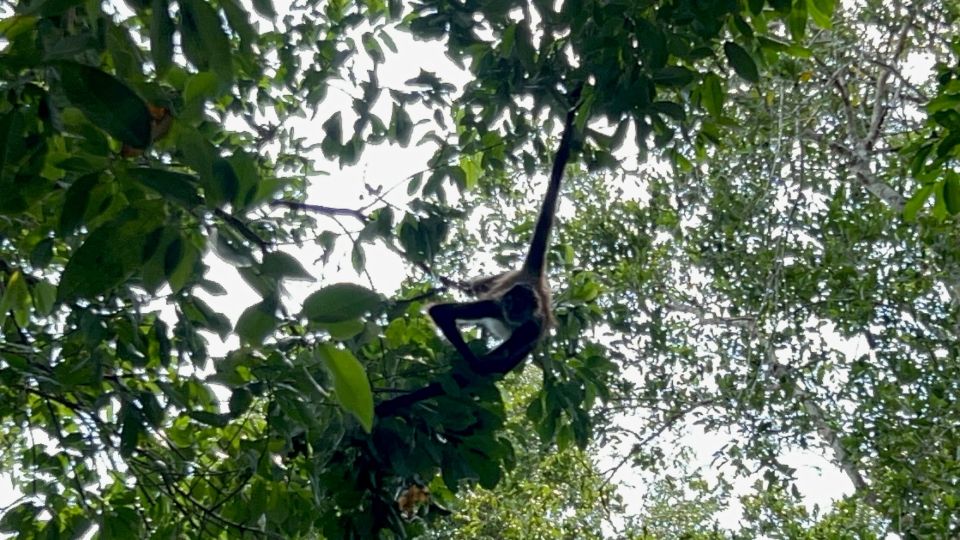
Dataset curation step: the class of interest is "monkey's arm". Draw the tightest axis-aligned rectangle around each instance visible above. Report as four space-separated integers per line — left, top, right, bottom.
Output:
427 300 502 365
471 320 540 375
376 319 542 417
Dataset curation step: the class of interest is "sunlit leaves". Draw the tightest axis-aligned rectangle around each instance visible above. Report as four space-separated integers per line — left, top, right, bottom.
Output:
318 344 373 432
54 62 151 148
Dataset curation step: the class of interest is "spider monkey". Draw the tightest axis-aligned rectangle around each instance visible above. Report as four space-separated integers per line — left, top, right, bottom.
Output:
426 84 584 376
375 84 584 418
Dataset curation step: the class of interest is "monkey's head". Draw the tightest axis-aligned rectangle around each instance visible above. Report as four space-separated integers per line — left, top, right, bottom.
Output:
501 283 538 326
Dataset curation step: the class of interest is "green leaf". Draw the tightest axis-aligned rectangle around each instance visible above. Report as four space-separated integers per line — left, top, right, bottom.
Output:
236 300 277 346
251 0 276 18
211 158 240 206
811 0 835 15
119 404 142 456
723 42 760 84
165 236 199 293
319 319 365 341
32 281 57 316
183 297 232 339
227 151 260 209
379 30 397 53
180 0 234 83
58 205 165 301
188 410 230 427
351 242 366 274
462 447 502 489
219 0 256 53
228 388 254 417
362 32 385 64
788 0 807 40
651 66 695 88
650 101 685 121
261 251 314 281
55 62 151 148
29 238 53 269
59 172 101 235
150 0 175 75
321 112 343 159
318 344 373 432
0 271 30 329
177 129 222 205
0 503 40 532
183 71 220 118
302 282 382 323
943 174 960 215
700 73 725 118
390 103 413 146
388 0 402 19
126 167 202 206
807 0 833 28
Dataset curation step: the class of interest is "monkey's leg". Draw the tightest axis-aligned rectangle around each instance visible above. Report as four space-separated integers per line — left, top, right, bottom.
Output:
474 320 541 375
428 300 502 364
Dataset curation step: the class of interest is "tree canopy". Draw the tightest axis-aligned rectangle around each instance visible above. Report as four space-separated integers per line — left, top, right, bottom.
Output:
1 0 959 538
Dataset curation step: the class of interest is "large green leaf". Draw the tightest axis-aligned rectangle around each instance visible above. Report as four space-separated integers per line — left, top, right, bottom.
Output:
723 42 759 84
57 203 165 301
318 344 373 432
126 167 202 206
261 251 314 281
251 0 276 18
943 174 960 215
0 270 30 328
54 62 151 148
179 0 234 83
149 0 175 75
302 283 382 323
236 300 277 345
700 73 725 118
58 172 101 235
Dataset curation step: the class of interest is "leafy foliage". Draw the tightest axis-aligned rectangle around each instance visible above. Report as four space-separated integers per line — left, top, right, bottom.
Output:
2 0 959 538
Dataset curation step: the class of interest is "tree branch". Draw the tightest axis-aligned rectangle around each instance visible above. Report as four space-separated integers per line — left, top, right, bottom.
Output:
270 199 369 222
